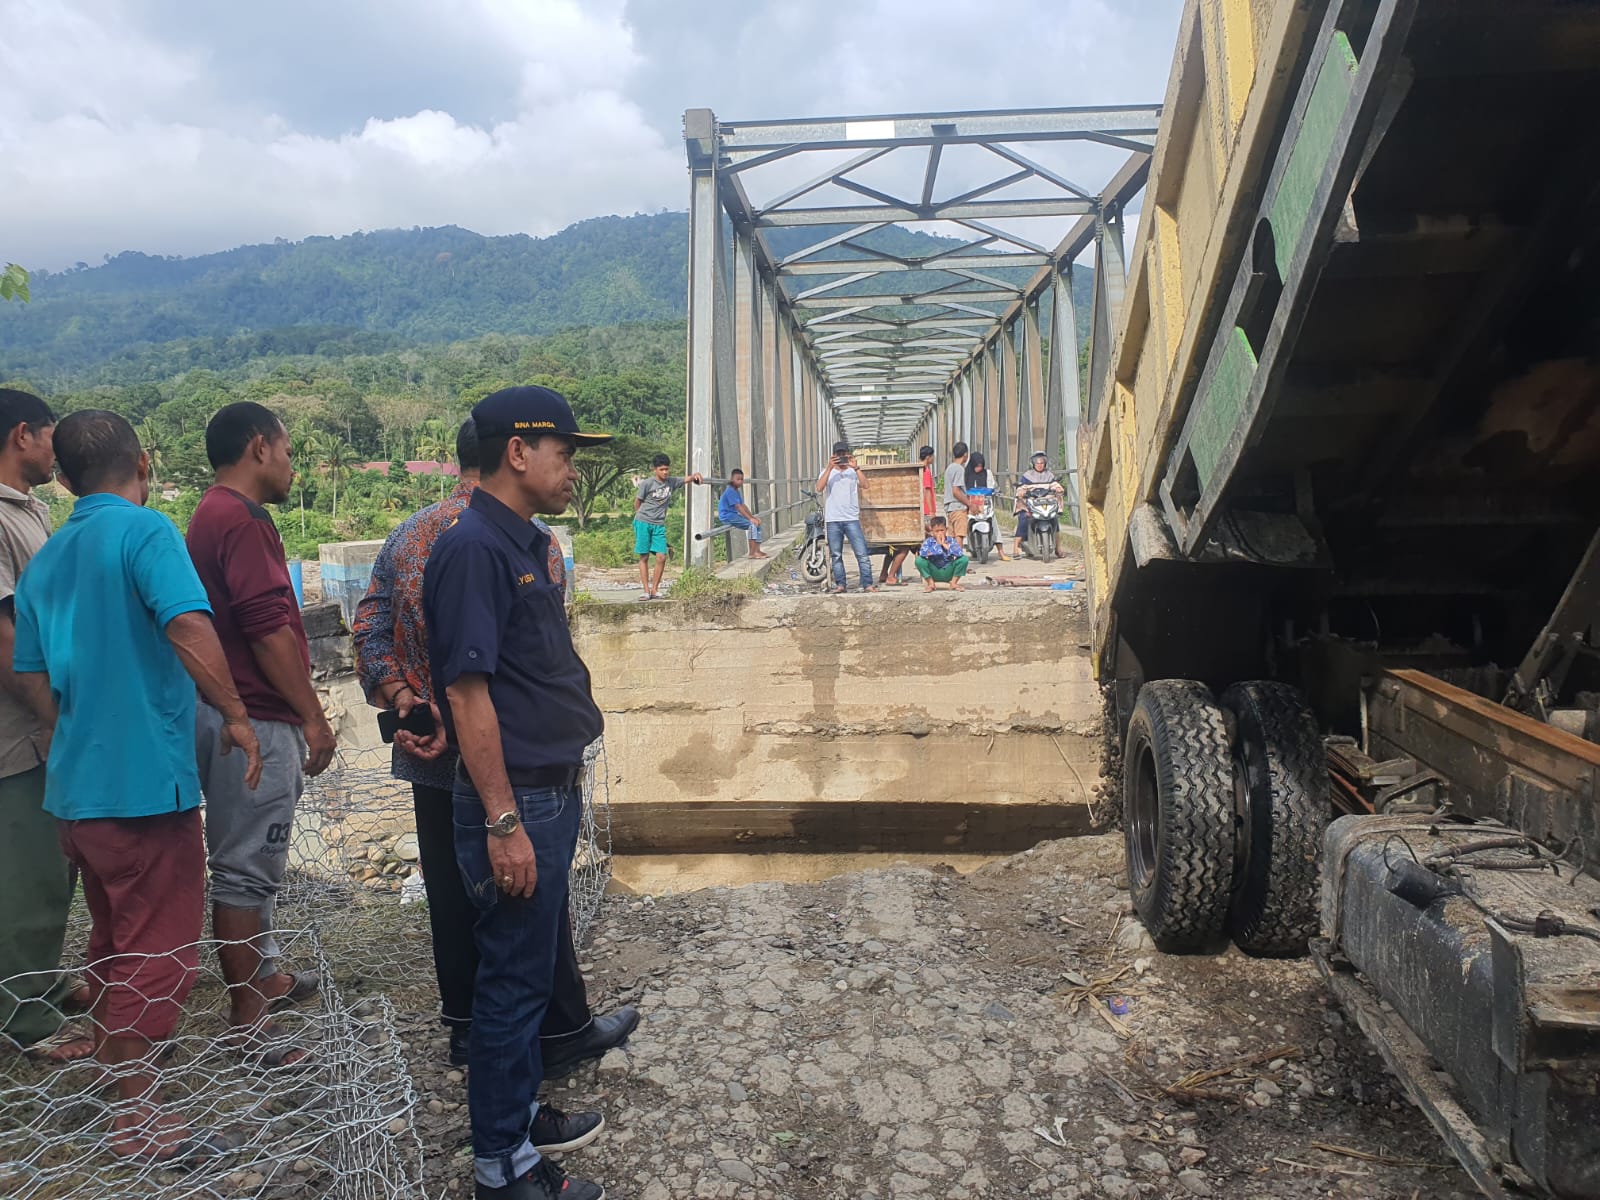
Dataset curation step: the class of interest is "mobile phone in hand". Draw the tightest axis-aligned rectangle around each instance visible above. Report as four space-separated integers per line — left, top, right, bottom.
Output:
378 704 437 744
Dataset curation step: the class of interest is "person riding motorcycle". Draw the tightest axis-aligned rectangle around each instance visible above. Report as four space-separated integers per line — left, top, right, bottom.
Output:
964 451 1011 563
1012 451 1065 559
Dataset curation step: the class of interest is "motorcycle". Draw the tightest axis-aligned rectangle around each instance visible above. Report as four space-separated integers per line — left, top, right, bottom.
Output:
966 487 997 564
1021 485 1062 563
799 488 830 584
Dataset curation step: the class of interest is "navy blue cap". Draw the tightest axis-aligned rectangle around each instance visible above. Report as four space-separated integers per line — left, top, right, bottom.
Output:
471 385 612 446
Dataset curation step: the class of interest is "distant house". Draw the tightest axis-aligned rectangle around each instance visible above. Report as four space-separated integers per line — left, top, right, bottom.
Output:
359 461 460 477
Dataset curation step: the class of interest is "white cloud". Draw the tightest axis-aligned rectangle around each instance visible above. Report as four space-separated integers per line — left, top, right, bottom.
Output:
1 0 679 268
0 0 1183 269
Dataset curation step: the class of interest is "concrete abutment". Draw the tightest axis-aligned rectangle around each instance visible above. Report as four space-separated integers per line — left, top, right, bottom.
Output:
574 590 1099 855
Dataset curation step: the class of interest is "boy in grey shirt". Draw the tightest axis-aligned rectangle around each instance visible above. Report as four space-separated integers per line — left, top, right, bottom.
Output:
942 442 970 547
633 453 705 599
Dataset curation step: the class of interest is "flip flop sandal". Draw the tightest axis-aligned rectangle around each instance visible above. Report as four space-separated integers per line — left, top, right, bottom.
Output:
158 1129 236 1168
224 1024 315 1074
23 1022 96 1064
112 1122 235 1167
266 970 321 1013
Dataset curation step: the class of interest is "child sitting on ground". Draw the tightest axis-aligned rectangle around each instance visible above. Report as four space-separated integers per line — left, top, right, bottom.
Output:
915 515 970 592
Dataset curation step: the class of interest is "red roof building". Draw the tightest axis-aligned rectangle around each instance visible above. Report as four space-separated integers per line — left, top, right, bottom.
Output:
359 461 461 477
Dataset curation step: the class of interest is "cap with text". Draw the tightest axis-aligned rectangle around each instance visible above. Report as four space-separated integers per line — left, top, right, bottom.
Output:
470 385 612 446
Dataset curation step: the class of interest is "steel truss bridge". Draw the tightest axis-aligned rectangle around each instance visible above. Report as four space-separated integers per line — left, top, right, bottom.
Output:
681 103 1160 565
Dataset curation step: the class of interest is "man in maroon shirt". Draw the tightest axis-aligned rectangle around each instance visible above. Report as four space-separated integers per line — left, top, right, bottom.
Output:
187 402 337 1055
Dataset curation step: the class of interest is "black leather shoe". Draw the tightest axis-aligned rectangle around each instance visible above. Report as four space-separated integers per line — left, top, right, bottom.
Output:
529 1103 604 1155
475 1158 603 1200
541 1006 640 1080
449 1024 471 1068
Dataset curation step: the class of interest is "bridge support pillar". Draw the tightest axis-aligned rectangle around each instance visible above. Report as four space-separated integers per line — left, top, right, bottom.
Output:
685 109 722 569
1087 204 1128 429
1047 265 1083 526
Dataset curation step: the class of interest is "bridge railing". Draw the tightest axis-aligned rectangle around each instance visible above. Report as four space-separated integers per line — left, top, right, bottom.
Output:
682 105 1156 569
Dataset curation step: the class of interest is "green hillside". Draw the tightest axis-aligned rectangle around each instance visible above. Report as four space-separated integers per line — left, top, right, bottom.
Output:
2 214 1095 385
1 214 1099 565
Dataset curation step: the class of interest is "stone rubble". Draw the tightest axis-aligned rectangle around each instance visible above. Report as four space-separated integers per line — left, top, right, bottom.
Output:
390 834 1479 1199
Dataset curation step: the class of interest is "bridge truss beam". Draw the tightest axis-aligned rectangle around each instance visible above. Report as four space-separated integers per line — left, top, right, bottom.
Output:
684 104 1158 565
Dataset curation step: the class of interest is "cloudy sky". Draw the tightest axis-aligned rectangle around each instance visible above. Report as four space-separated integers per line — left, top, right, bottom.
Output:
1 0 1184 270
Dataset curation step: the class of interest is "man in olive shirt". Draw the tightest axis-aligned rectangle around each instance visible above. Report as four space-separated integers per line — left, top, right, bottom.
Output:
0 388 86 1060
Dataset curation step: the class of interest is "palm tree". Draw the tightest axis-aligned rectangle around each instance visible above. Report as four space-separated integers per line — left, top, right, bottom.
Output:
288 424 319 534
373 478 406 514
320 435 358 522
415 422 455 500
137 420 166 488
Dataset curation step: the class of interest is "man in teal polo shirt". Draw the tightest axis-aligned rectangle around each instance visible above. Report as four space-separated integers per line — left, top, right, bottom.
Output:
12 410 261 1164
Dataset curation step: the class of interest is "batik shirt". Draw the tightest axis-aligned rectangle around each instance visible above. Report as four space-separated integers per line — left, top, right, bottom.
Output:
917 535 965 568
352 481 570 788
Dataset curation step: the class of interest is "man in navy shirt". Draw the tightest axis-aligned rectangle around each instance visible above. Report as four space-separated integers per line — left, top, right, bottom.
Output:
423 386 612 1200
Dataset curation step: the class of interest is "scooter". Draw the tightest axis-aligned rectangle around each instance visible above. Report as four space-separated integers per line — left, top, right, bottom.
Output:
1021 485 1062 563
966 487 998 564
799 489 830 584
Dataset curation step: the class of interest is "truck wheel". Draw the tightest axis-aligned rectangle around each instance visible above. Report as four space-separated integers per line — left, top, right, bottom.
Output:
1220 682 1328 958
1123 680 1235 953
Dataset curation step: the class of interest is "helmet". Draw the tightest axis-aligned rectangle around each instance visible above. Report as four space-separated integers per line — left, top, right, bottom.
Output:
1030 450 1048 463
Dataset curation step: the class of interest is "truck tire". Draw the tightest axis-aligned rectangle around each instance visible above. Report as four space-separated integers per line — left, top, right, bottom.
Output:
1220 682 1328 958
1123 680 1235 953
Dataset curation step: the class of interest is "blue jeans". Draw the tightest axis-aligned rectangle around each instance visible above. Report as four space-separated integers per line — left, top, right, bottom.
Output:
724 513 762 542
827 519 872 589
453 779 582 1188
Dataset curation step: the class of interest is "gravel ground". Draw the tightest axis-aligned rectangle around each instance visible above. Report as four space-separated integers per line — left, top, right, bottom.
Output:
394 834 1480 1200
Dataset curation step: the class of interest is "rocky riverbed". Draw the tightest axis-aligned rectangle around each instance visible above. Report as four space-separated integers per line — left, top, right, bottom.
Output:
392 834 1480 1199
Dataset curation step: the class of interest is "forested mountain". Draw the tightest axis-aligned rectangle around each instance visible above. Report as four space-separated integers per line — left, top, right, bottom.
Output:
2 214 1096 385
2 213 1099 564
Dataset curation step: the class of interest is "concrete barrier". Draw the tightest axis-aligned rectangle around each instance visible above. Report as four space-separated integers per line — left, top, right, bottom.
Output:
319 540 385 626
573 590 1100 852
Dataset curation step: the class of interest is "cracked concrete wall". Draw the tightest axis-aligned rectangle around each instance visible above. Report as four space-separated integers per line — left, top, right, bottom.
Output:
574 593 1100 817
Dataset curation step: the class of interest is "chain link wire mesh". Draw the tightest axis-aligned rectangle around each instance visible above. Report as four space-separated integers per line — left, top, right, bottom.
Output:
5 737 612 1197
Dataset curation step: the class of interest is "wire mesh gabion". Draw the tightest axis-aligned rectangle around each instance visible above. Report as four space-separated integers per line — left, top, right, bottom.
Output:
8 736 613 1199
275 736 613 989
0 930 424 1200
572 736 614 946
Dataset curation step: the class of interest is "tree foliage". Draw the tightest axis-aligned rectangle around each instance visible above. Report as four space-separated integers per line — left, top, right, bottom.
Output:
5 322 691 560
2 211 1101 561
0 214 1071 382
1 264 28 303
570 434 663 529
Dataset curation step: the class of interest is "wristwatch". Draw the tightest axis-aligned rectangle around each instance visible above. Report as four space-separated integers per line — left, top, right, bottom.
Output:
485 811 520 838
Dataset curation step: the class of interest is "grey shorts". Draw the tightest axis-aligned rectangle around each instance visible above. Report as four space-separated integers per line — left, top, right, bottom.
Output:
196 702 306 910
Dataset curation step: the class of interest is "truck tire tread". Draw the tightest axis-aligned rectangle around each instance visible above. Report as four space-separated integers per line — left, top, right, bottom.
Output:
1125 680 1235 953
1221 682 1327 958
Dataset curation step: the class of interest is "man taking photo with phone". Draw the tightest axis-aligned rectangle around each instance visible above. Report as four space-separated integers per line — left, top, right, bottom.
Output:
816 441 876 594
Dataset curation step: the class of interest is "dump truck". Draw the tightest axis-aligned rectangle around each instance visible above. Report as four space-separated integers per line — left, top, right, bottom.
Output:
1082 1 1600 1195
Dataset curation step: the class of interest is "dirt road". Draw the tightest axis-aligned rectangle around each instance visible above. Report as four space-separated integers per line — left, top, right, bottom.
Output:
400 834 1478 1199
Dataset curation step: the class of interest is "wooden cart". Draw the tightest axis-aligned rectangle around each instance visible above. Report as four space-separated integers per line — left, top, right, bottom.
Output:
857 463 927 549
